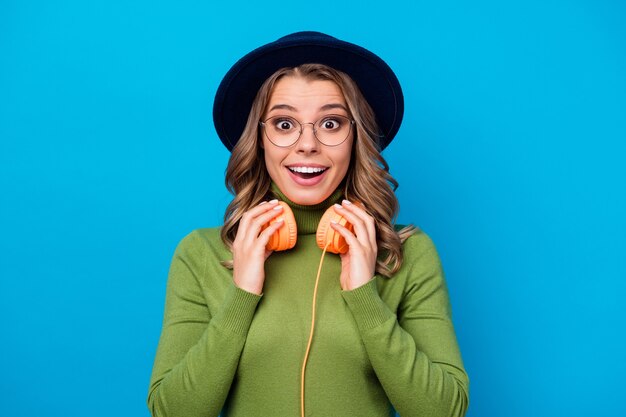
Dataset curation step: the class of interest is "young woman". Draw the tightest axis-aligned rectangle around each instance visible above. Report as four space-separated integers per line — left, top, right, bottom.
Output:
148 32 469 417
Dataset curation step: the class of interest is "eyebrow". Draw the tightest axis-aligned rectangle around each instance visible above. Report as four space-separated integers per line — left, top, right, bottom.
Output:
320 103 349 112
267 103 349 113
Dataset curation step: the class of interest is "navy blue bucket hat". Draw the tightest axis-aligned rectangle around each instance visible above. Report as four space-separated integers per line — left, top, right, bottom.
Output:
213 31 404 151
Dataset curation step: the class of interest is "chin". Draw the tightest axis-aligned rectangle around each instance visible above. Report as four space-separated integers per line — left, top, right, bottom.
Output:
283 188 332 206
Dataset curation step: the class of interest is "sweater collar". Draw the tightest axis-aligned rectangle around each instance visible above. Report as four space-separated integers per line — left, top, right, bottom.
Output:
270 182 344 235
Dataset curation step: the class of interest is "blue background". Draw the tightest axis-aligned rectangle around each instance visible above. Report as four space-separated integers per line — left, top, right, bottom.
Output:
1 1 624 416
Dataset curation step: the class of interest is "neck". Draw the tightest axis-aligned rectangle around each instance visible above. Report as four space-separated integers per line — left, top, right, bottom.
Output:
270 182 343 235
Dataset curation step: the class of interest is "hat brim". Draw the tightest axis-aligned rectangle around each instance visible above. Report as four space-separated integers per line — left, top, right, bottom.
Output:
213 32 403 151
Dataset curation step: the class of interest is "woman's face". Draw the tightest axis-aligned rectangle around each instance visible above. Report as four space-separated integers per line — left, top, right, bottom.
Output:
262 76 353 205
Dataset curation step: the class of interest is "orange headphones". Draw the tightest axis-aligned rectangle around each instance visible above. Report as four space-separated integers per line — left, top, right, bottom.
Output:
262 201 354 254
262 201 355 417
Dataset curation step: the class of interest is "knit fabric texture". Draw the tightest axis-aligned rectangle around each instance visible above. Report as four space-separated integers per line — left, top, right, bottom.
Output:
147 190 469 417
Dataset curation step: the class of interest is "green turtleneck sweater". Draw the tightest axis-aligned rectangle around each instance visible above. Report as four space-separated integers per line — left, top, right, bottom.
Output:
147 188 469 417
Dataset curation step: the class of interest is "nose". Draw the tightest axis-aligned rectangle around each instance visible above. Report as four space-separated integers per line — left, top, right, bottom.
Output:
295 123 320 154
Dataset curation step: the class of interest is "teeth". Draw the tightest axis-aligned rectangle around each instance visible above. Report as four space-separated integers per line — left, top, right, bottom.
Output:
288 166 327 173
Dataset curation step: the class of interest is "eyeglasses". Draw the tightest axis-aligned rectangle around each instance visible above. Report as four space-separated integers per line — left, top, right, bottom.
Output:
259 114 354 147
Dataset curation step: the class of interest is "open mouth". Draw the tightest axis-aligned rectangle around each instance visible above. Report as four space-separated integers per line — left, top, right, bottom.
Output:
287 166 328 179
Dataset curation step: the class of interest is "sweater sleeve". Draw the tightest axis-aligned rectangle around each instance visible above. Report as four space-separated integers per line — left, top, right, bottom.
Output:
340 233 469 417
147 230 262 417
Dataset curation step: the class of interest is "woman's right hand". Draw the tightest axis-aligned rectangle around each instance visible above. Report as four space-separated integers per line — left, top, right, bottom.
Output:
232 199 284 295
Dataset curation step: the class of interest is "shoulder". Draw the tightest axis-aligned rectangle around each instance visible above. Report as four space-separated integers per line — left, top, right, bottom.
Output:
394 224 443 273
173 227 230 259
392 227 454 320
395 224 438 256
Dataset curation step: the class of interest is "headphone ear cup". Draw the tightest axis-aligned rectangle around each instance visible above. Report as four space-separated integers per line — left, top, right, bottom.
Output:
316 206 354 254
264 201 297 251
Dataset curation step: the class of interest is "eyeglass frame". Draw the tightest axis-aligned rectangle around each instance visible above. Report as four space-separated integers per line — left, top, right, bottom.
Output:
259 114 355 148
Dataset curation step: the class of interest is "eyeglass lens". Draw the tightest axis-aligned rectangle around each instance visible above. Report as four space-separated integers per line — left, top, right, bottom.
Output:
262 115 352 147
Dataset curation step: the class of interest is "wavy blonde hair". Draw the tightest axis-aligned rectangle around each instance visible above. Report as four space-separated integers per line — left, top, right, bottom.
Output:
221 64 416 277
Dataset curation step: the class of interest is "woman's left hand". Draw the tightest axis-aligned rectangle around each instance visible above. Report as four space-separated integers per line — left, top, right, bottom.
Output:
330 200 378 291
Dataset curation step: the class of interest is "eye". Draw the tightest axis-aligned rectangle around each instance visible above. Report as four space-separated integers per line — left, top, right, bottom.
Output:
273 117 297 131
319 117 343 130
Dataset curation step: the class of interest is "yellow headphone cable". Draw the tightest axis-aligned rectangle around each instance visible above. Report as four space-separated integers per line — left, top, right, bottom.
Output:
300 241 331 417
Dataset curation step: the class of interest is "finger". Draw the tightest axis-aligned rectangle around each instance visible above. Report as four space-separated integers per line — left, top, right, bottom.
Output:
329 220 360 249
257 217 285 245
242 199 280 222
239 202 283 240
241 210 284 250
250 204 284 233
339 200 377 248
333 202 371 246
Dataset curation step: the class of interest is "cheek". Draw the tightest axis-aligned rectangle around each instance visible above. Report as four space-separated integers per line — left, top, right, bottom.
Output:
263 150 274 175
332 145 353 179
262 138 272 165
340 140 354 168
263 146 286 178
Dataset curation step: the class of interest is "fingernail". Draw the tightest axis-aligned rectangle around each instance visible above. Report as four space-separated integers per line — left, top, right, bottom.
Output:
276 217 284 222
330 220 338 224
334 203 342 209
342 199 352 205
259 201 267 205
273 205 283 211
